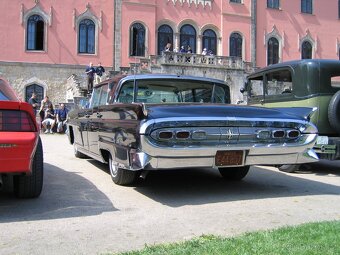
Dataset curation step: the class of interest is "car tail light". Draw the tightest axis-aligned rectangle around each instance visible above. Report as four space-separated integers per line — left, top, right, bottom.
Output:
158 131 173 140
176 131 190 139
0 110 36 132
287 130 300 138
272 130 285 138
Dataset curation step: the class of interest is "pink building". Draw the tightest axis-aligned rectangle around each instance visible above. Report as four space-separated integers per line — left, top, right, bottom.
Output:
1 0 340 103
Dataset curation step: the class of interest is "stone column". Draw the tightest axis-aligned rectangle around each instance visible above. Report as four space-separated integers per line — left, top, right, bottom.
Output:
114 0 122 71
251 0 257 67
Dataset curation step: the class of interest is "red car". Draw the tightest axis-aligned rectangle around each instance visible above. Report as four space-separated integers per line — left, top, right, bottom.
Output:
0 78 43 198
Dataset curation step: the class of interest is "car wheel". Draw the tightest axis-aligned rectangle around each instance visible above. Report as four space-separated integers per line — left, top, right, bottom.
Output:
14 137 44 198
328 90 340 134
278 164 300 173
109 155 137 185
74 144 88 158
218 166 250 181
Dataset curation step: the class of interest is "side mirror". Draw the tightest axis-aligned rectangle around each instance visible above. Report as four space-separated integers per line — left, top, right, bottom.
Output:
240 87 245 94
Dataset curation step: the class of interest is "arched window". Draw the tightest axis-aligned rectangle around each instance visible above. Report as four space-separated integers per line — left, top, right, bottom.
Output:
301 41 312 59
229 32 242 58
267 37 279 65
78 19 95 54
202 29 217 55
130 23 145 56
158 25 173 55
180 24 196 53
25 84 44 104
27 15 44 51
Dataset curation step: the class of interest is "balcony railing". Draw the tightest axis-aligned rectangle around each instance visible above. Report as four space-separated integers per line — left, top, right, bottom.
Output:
135 52 254 73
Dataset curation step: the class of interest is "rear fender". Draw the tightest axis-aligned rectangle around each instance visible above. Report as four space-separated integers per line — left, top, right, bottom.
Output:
273 107 318 121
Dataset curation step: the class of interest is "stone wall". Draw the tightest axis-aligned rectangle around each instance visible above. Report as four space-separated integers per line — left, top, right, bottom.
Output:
0 61 86 105
1 56 252 105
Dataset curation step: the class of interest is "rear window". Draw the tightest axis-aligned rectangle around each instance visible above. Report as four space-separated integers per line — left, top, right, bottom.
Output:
0 91 10 101
0 79 18 101
116 78 231 104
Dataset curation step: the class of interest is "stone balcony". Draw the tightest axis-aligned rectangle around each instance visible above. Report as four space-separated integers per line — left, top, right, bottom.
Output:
123 52 256 103
127 52 255 75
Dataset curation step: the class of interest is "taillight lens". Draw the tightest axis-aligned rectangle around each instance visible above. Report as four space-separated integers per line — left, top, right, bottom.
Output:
0 110 36 132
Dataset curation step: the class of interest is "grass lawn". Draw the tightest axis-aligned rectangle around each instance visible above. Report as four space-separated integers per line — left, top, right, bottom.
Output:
118 221 340 255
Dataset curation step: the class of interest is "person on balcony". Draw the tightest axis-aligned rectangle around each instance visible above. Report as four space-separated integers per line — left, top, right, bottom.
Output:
164 43 172 52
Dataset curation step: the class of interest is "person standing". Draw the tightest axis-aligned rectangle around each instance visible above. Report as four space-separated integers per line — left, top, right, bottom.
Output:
28 92 39 115
95 62 105 84
85 62 96 92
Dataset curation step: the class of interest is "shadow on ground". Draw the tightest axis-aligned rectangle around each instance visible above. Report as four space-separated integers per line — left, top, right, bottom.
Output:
0 163 116 223
130 162 340 208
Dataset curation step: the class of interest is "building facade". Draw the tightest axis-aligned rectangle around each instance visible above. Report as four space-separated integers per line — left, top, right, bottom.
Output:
1 0 340 104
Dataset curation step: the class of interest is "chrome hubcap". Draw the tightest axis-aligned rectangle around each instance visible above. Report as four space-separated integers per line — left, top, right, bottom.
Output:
109 157 118 177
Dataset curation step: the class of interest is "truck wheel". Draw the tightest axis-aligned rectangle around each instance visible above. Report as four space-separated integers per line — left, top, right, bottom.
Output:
328 90 340 134
218 166 250 181
278 164 300 173
14 138 44 198
109 155 137 185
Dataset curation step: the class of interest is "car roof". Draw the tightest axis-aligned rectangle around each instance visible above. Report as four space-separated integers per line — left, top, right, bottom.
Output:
247 59 340 78
94 74 228 89
0 78 19 101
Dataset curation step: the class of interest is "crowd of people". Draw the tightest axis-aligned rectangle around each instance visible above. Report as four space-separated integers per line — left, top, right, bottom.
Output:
163 43 214 55
28 93 69 134
27 61 106 134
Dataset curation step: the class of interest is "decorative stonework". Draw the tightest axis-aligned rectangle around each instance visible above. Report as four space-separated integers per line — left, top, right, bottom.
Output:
167 0 212 9
264 25 282 46
73 4 102 31
298 29 316 52
66 74 86 101
21 2 52 26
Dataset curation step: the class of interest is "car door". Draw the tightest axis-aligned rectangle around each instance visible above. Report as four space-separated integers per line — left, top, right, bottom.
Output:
88 84 109 155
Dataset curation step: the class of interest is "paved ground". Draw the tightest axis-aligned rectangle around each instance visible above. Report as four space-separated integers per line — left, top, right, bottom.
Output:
0 134 339 255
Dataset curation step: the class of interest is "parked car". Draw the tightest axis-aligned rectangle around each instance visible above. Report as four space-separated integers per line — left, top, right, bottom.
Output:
0 78 43 198
67 74 318 185
244 59 340 172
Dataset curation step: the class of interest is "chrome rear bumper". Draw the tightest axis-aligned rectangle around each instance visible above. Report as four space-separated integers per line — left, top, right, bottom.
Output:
125 134 319 170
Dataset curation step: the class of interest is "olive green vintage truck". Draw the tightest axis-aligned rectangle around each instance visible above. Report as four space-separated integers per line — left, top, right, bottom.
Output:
243 59 340 172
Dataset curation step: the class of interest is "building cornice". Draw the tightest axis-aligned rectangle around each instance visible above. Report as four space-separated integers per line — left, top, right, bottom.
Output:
222 12 251 19
122 1 156 7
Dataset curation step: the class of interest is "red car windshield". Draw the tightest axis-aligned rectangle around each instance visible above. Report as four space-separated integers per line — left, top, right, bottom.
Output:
0 79 19 101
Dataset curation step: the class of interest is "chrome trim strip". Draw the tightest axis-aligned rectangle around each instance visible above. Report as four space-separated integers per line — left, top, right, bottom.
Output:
139 117 317 134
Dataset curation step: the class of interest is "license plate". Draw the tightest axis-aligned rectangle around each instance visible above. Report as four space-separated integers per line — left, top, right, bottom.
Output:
316 136 329 145
215 150 244 166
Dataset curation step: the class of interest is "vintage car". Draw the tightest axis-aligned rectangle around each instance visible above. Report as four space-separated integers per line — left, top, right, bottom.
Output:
0 78 43 198
67 74 319 185
244 59 340 172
